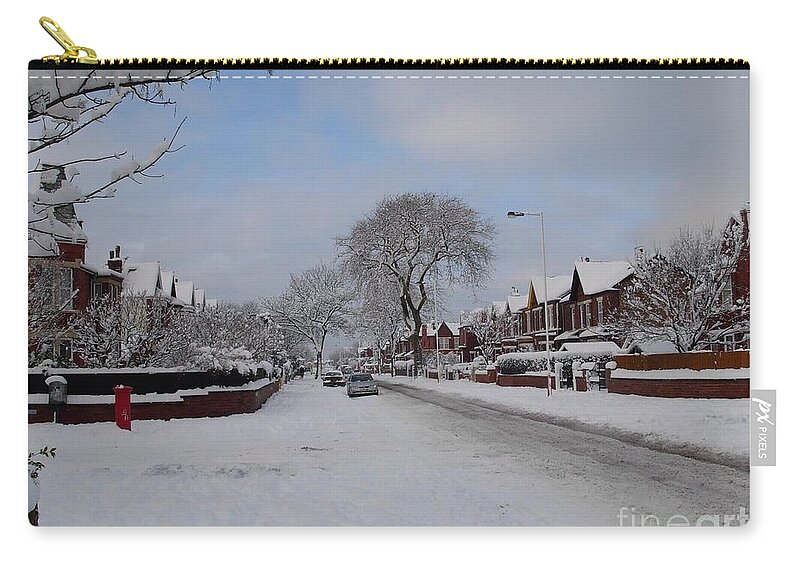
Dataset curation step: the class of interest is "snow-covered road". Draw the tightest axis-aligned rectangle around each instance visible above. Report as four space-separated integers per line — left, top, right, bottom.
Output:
29 375 748 526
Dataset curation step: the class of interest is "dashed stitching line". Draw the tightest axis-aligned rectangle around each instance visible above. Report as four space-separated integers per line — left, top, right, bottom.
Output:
29 74 750 80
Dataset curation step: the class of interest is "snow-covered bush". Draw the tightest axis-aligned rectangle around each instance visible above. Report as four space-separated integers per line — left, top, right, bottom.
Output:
393 359 414 372
497 350 616 381
187 346 264 376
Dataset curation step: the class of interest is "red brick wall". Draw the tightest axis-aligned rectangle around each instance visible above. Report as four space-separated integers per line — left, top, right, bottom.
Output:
615 351 749 371
474 369 497 383
609 350 750 398
607 378 749 399
497 373 549 388
28 381 280 425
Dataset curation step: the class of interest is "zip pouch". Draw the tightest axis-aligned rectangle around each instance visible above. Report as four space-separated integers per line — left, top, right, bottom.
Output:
28 17 751 527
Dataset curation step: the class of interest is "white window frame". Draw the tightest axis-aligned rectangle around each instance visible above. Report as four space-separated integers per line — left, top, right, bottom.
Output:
597 297 604 325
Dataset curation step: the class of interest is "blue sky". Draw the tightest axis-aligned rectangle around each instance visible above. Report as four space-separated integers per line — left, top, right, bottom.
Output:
45 70 748 317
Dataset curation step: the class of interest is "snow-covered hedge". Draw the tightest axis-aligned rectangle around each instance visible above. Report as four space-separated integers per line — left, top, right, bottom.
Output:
496 349 615 381
393 359 414 372
188 346 272 377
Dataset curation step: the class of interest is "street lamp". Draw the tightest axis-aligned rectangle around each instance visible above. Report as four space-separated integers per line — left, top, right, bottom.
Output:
507 210 553 396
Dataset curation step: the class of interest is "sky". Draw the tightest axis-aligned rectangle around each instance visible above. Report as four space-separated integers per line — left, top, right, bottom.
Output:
32 69 749 320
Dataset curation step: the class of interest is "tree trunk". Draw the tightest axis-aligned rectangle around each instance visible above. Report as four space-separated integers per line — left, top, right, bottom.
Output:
410 333 423 377
315 351 322 379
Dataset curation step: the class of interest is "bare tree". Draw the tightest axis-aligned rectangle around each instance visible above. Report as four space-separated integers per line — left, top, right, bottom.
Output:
263 263 355 379
28 70 215 254
461 305 508 363
352 278 407 375
339 193 495 369
607 223 749 352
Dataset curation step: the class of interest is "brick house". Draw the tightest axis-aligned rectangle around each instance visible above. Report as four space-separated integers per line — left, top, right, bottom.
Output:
28 167 124 365
713 204 750 351
496 290 528 353
519 275 572 352
458 323 480 363
554 258 634 348
394 321 463 361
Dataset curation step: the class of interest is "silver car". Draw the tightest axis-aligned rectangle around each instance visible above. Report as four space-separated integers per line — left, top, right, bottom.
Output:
346 373 379 397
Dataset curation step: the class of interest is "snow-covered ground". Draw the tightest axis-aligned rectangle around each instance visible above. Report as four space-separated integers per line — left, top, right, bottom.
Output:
380 375 749 458
28 374 748 526
28 376 586 525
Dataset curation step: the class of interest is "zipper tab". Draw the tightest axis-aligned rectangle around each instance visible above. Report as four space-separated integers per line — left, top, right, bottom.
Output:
39 16 98 65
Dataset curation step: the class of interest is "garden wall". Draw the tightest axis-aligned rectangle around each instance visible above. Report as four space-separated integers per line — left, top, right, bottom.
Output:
28 368 280 424
496 372 549 388
608 351 749 398
474 368 497 383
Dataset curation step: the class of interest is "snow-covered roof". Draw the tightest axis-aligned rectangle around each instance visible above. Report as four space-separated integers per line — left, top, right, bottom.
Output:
530 275 573 305
492 300 508 314
175 281 195 306
80 263 123 280
28 167 87 257
160 271 176 297
574 260 633 296
442 322 460 335
123 262 162 296
553 329 581 342
507 293 527 313
559 341 621 353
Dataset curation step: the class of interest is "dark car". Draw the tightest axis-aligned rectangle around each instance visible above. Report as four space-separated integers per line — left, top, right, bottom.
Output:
322 370 346 387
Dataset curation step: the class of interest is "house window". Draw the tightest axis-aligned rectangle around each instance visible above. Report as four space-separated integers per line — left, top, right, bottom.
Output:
720 277 734 305
55 268 73 310
438 337 450 350
93 283 103 299
546 304 555 329
570 306 576 330
581 302 591 328
597 298 604 325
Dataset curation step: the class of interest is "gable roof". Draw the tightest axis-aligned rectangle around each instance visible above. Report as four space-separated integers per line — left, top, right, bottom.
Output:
507 293 527 313
529 275 573 305
175 281 195 306
443 322 461 336
123 262 162 296
574 260 634 296
160 271 177 297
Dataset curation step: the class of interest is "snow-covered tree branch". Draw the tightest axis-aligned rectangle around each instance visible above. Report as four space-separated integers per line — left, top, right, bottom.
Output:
339 193 495 368
607 223 749 353
461 305 508 363
28 69 216 255
262 263 355 379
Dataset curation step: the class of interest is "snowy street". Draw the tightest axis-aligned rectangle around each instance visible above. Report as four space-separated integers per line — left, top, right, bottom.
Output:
29 375 748 526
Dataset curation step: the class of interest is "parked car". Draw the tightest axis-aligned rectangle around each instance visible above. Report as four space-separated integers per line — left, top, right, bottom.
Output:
322 370 346 387
346 373 379 397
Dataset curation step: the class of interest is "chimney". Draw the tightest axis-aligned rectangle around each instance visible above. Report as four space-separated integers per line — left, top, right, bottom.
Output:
107 245 123 273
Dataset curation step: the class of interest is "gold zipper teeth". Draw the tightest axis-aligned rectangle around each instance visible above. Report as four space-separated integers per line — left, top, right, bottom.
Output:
66 57 748 69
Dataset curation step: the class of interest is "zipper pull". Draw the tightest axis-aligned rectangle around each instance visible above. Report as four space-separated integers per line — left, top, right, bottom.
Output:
39 16 98 64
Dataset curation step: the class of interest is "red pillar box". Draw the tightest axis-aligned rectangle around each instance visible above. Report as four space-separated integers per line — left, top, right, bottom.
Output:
113 385 132 430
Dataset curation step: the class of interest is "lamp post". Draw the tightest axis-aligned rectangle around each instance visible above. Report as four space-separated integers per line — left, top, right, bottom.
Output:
432 265 442 383
507 210 553 396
